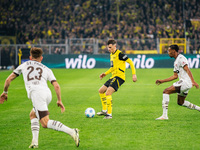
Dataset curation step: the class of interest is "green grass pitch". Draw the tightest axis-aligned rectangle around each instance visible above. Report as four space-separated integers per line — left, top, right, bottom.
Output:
0 68 200 150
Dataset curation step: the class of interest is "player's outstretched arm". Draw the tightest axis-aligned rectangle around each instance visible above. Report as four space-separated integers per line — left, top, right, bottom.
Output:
155 79 163 85
52 81 65 113
184 65 199 89
100 68 112 80
156 72 178 85
126 58 137 82
0 73 17 104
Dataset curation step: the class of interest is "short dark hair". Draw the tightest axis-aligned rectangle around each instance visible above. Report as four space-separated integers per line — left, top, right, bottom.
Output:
107 39 116 45
169 45 179 52
30 47 43 58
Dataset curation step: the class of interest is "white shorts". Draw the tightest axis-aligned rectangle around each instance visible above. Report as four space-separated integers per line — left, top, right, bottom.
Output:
173 79 192 96
30 89 52 119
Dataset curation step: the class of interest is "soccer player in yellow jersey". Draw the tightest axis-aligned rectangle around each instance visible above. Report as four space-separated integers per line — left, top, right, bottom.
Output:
97 39 137 119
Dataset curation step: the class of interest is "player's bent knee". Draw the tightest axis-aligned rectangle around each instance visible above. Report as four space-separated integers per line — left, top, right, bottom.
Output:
177 103 183 106
98 89 103 93
40 119 48 128
29 110 37 120
99 88 106 94
177 101 184 106
40 115 49 128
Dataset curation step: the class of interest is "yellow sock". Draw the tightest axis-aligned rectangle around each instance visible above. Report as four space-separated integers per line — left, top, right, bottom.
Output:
99 93 107 111
106 95 112 115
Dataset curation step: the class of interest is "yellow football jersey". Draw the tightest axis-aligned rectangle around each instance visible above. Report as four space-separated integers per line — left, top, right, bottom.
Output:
105 50 136 80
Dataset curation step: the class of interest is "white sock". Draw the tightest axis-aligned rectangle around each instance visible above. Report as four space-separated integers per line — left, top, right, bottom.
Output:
194 105 200 111
182 101 191 107
31 118 39 145
183 100 200 111
162 94 169 117
47 120 74 136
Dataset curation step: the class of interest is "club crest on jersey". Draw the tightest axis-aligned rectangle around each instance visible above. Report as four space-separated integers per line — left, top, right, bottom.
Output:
112 56 116 60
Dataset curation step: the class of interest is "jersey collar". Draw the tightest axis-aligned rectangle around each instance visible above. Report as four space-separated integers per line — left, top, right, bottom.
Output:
112 49 118 54
175 54 180 60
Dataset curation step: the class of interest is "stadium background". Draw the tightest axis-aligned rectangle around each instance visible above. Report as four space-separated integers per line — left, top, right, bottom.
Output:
1 1 200 149
0 0 200 69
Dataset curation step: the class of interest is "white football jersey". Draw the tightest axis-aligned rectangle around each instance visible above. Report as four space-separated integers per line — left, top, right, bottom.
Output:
14 60 56 99
173 54 191 83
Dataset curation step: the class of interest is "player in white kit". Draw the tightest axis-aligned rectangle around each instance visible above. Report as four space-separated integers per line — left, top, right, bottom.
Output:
155 45 200 120
0 47 80 148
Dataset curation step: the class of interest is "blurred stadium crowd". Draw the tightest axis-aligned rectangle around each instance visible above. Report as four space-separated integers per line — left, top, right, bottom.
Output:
0 0 200 54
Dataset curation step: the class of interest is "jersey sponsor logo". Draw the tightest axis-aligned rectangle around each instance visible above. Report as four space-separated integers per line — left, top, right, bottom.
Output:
65 55 96 69
111 55 116 60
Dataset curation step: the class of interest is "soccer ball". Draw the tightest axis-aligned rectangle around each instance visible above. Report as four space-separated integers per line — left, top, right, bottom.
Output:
85 107 95 118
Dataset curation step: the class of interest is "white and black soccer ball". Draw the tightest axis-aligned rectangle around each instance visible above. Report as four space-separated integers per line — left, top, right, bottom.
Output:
85 107 95 118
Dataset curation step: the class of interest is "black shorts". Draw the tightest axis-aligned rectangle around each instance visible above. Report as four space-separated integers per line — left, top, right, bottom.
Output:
104 76 125 91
